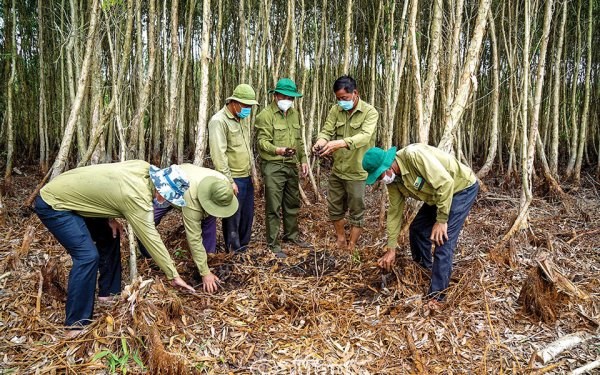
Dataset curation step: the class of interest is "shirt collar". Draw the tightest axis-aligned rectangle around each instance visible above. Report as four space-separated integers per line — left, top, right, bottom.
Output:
224 105 237 120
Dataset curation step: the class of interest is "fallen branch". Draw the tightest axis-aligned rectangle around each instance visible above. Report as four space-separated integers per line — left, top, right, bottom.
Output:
569 359 600 375
566 228 600 245
535 332 593 364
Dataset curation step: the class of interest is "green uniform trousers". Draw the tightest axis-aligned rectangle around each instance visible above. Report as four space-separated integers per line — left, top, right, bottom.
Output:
261 161 301 250
327 173 366 227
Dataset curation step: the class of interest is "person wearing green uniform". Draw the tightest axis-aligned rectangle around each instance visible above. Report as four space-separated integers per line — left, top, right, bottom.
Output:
150 165 238 292
33 161 195 336
312 75 378 252
255 78 312 258
362 144 479 309
208 84 258 253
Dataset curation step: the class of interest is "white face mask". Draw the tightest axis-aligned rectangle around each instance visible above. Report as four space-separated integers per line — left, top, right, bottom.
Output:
277 99 293 112
381 171 396 185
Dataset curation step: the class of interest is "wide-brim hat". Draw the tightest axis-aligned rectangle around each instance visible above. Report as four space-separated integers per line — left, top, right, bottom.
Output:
268 78 303 98
363 147 398 185
149 165 190 207
197 177 239 218
225 84 259 105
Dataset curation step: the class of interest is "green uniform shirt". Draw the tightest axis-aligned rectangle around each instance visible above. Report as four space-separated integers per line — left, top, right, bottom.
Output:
255 102 307 164
177 164 228 277
208 106 253 183
317 99 378 180
386 144 476 248
40 160 180 280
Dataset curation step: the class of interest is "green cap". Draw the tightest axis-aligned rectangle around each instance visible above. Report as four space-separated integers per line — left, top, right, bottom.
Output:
269 78 303 98
197 177 239 218
362 146 398 185
226 84 259 105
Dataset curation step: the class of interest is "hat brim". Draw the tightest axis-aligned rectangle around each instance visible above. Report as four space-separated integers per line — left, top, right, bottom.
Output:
197 177 239 218
269 88 303 98
366 147 397 185
226 96 259 105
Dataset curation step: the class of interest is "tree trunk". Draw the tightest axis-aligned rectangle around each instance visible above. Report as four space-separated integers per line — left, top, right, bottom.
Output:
161 0 180 166
565 0 582 178
438 0 492 153
50 0 100 179
342 0 353 74
4 0 16 186
193 0 212 166
573 0 593 185
177 0 196 164
549 0 567 177
38 0 49 174
422 0 442 138
477 9 499 179
408 0 424 142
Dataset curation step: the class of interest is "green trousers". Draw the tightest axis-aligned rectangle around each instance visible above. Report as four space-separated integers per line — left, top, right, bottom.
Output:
327 173 366 227
261 161 300 250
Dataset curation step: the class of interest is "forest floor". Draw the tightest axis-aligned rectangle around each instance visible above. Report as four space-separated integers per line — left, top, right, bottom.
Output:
0 167 599 374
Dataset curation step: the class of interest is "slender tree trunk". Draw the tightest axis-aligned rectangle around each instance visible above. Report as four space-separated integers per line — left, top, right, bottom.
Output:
193 0 212 165
573 0 593 185
549 0 568 177
213 0 223 108
408 0 424 142
565 0 582 178
438 0 492 153
50 0 100 179
422 0 443 137
161 0 179 166
238 0 247 81
477 9 499 179
177 0 195 164
342 0 353 74
38 0 49 174
4 0 16 185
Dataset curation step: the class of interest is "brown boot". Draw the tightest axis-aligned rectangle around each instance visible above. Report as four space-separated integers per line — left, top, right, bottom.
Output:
332 220 347 250
347 226 363 253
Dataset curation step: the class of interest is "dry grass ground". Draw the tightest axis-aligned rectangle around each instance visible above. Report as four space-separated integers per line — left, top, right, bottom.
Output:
0 169 598 374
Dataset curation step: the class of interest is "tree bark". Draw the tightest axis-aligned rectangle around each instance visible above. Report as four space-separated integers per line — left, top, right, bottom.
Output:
4 0 16 186
549 0 567 177
408 0 424 142
573 0 593 185
438 0 492 153
161 0 180 166
50 0 100 179
193 0 212 166
342 0 353 74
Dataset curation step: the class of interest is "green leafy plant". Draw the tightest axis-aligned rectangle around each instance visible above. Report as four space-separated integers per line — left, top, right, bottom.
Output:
92 337 145 374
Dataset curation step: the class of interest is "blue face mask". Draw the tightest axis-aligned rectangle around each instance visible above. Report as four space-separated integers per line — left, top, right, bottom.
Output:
237 107 252 119
338 95 355 111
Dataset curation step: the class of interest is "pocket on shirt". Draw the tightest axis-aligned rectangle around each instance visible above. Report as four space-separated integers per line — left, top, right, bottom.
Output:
227 125 243 147
273 122 287 145
335 121 346 138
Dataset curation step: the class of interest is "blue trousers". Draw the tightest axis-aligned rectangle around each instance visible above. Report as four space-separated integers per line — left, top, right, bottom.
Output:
138 205 217 258
409 182 479 301
34 196 121 327
223 176 254 252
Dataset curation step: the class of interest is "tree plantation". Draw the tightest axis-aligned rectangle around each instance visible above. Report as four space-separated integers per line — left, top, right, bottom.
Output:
0 0 598 373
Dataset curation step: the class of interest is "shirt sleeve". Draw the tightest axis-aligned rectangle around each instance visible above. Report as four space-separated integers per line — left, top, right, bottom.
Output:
344 107 378 150
317 106 338 141
181 206 211 276
255 111 278 155
386 184 405 249
412 150 454 223
125 209 179 280
208 118 233 183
